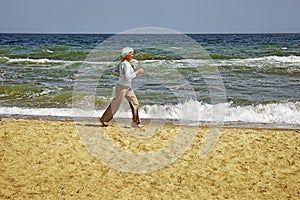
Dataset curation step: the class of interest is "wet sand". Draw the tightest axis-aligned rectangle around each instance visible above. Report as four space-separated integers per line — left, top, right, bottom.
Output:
1 118 299 199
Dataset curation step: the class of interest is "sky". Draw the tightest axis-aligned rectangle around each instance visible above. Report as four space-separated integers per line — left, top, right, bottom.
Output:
0 0 299 34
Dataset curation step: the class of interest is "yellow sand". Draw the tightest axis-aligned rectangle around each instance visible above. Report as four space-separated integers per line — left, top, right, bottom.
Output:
1 118 299 199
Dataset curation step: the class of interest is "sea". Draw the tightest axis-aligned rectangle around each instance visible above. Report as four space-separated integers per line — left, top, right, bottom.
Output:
0 33 299 128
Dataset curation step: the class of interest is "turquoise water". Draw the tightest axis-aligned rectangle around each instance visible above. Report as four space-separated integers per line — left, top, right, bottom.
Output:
0 33 299 125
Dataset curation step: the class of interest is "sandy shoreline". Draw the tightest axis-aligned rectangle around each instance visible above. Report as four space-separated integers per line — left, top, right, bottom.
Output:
1 117 299 199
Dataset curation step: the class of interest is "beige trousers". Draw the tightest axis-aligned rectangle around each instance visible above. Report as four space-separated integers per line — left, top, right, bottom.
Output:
100 84 141 124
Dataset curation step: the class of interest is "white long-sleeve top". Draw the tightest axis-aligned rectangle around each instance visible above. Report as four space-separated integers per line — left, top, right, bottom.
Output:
117 61 136 87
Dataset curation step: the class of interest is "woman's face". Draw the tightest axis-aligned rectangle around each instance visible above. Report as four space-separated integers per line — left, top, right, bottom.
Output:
126 52 133 61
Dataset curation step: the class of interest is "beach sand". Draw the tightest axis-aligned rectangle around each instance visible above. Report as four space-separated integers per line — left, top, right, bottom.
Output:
1 118 299 199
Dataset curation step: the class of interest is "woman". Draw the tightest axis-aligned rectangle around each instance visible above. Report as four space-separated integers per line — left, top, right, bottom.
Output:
100 47 144 128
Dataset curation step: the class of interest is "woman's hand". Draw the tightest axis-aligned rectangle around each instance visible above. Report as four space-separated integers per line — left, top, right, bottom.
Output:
135 68 144 75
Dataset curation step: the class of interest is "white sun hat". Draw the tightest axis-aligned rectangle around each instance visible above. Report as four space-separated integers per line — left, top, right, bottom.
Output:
121 47 134 57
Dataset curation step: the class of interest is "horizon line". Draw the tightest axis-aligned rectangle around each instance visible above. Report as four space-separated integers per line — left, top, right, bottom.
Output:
0 31 299 35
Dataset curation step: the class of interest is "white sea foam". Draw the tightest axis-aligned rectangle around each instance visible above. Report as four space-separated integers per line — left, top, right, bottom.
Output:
3 57 111 66
139 101 300 125
5 58 75 65
1 101 299 127
212 55 300 68
2 55 300 67
243 55 300 63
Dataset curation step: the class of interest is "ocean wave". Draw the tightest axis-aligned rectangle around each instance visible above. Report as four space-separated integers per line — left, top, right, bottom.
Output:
0 57 113 67
1 101 299 126
140 56 300 75
139 100 300 125
5 58 81 66
2 55 300 66
244 55 300 63
213 55 300 67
